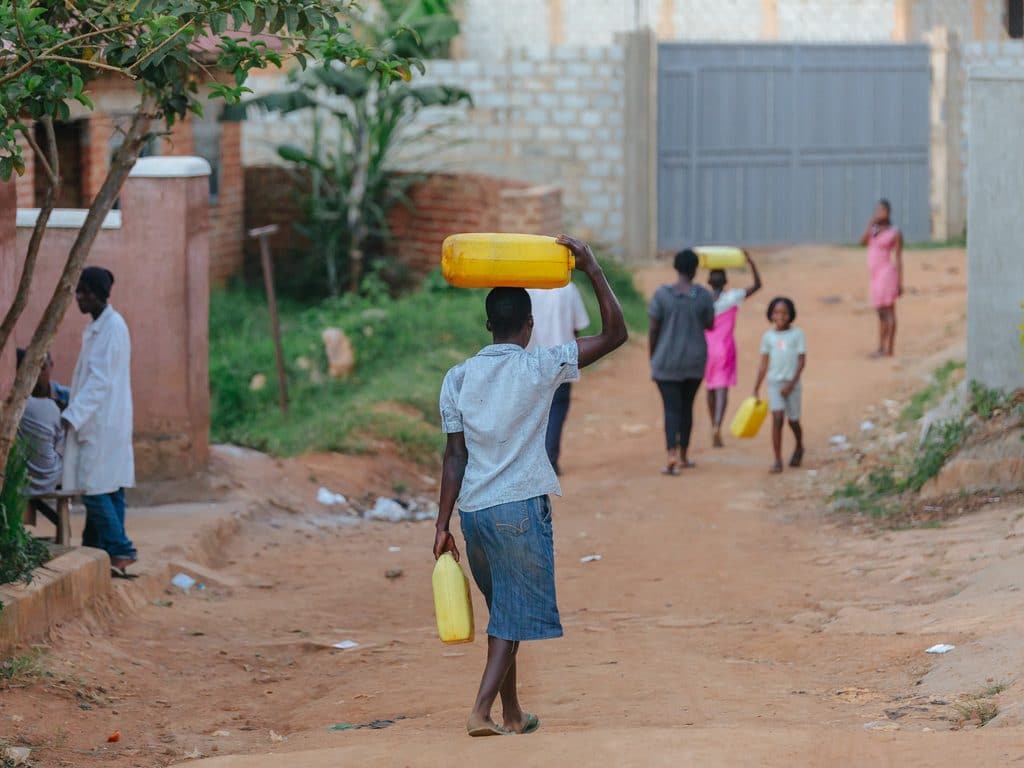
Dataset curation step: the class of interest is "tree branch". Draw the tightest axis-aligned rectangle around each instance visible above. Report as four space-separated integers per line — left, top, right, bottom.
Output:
0 119 61 366
0 22 138 88
127 19 194 73
18 122 57 186
43 54 134 76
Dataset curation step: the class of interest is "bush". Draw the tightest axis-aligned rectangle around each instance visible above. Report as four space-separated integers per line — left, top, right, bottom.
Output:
0 443 50 591
209 256 648 461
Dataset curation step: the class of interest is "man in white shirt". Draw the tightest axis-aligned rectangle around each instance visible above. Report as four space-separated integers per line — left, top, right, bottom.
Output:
526 283 590 475
62 267 137 574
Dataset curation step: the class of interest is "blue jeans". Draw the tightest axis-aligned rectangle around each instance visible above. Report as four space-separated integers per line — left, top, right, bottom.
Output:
545 383 572 470
82 489 137 560
460 496 562 641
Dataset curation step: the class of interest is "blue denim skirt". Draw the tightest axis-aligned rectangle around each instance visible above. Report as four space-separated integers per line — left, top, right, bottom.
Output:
460 495 563 642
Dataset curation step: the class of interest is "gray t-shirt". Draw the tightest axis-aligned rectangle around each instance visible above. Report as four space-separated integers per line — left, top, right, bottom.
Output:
18 395 64 496
648 283 715 381
440 342 579 512
760 327 806 382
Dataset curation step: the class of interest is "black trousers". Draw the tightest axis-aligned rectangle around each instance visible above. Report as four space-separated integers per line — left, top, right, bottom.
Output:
656 378 703 451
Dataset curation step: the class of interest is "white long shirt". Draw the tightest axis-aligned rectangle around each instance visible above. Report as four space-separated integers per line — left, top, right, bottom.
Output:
526 284 590 350
62 305 135 495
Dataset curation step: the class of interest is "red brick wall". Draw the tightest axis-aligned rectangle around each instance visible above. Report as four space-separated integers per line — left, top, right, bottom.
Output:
209 121 244 286
242 168 564 282
388 174 564 275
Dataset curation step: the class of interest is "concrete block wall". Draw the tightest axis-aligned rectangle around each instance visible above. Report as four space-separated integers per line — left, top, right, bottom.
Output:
400 44 627 251
966 67 1024 392
244 43 627 252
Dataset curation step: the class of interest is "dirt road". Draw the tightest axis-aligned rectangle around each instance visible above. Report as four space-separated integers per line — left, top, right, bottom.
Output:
7 245 1024 766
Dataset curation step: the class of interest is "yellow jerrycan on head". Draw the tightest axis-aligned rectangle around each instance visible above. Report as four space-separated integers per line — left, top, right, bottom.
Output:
730 397 769 439
432 553 475 644
694 246 747 271
441 233 575 289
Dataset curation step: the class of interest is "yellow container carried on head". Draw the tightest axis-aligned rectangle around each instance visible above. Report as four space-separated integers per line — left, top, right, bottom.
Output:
730 397 769 438
694 246 747 271
432 553 475 644
441 233 575 289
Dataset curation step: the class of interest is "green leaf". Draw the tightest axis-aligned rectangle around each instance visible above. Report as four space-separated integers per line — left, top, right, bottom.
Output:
0 156 13 183
71 73 84 97
239 1 256 22
285 6 300 33
210 12 228 35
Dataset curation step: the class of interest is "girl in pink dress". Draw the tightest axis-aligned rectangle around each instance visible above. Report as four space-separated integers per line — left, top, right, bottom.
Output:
704 252 762 447
859 199 904 357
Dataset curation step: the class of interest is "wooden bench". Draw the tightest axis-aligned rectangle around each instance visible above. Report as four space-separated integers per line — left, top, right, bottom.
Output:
23 491 80 546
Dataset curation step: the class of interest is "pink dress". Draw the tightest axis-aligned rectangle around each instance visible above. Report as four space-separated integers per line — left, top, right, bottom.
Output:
704 290 744 389
867 226 901 309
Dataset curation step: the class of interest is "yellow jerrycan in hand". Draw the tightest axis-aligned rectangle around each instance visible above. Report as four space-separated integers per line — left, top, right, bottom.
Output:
432 553 475 644
694 246 747 271
441 233 575 289
730 397 769 439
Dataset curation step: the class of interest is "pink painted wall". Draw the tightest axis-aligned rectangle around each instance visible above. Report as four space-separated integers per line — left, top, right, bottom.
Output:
0 182 15 397
0 165 210 481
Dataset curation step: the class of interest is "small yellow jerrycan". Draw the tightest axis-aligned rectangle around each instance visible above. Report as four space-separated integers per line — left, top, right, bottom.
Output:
432 553 475 644
695 246 747 271
441 233 575 289
730 397 769 438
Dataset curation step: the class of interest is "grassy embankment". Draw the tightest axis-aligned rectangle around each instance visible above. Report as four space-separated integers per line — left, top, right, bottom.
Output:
210 259 648 464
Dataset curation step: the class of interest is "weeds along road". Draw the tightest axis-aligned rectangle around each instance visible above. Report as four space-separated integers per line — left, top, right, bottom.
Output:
11 245 1023 766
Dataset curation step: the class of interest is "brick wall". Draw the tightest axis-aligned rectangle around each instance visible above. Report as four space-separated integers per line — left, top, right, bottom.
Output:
387 173 564 274
244 45 626 253
243 167 562 278
209 121 245 286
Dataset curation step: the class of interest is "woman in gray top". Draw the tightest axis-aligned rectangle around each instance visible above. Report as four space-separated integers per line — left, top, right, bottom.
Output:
648 249 715 474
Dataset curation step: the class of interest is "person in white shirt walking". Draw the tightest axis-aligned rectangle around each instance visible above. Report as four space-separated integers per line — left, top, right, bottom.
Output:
62 267 137 574
526 283 590 475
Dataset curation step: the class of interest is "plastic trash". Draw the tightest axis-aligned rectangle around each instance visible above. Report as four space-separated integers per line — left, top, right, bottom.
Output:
580 554 603 563
829 434 848 446
388 546 401 553
366 497 408 522
107 731 121 743
317 487 348 506
925 644 955 654
333 640 359 650
269 730 285 743
3 747 31 766
328 724 357 732
860 420 875 432
171 573 196 591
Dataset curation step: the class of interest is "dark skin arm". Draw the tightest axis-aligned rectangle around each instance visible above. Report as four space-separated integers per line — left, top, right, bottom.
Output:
433 431 468 560
556 235 628 368
894 231 904 296
744 251 763 298
648 317 661 361
781 353 806 397
753 353 769 400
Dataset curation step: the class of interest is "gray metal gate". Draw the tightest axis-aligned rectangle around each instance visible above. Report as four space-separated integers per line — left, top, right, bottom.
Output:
657 44 930 249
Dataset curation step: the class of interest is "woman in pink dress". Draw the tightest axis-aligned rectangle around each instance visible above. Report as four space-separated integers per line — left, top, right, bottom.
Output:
859 199 904 357
704 252 762 447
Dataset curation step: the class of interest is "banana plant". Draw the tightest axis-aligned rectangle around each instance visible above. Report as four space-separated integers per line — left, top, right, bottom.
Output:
227 1 470 296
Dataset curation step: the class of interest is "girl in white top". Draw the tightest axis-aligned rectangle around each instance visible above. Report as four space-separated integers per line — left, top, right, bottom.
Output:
753 297 806 474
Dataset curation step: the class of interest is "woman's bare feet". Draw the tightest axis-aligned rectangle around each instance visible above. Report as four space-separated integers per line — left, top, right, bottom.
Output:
789 446 804 468
712 430 724 448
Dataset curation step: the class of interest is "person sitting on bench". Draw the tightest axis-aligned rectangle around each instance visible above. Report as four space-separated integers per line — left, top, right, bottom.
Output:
16 349 64 520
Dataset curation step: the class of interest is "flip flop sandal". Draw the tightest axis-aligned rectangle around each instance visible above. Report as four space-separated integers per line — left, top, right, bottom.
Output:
468 723 512 737
661 466 678 476
111 569 140 580
519 713 540 735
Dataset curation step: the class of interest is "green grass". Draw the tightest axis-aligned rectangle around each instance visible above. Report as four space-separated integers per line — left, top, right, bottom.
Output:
902 234 967 250
0 650 44 683
899 360 965 425
210 257 648 461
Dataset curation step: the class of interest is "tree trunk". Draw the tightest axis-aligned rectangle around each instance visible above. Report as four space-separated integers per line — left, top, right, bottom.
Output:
0 104 153 485
0 118 61 358
347 105 370 294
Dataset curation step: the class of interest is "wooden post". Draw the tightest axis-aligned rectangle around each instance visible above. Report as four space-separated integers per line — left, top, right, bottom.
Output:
247 225 289 415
